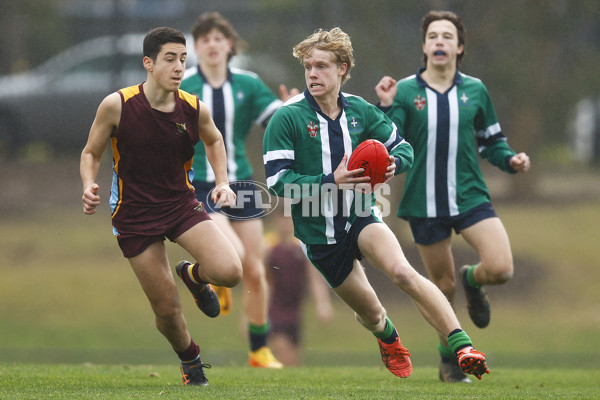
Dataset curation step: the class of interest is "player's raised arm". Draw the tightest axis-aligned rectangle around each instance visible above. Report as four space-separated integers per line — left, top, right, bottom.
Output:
278 84 300 101
375 76 398 107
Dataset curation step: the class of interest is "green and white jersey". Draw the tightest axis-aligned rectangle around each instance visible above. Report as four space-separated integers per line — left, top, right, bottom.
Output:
384 68 517 219
263 89 414 245
181 66 282 182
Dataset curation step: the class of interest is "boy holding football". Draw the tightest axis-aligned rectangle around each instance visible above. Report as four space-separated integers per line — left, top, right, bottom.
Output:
263 27 489 380
375 11 530 382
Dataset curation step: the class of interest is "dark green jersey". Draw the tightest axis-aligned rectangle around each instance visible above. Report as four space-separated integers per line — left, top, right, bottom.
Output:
384 68 516 218
181 66 282 182
264 89 413 245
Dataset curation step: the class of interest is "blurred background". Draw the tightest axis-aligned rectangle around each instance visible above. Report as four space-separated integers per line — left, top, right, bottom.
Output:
1 0 599 371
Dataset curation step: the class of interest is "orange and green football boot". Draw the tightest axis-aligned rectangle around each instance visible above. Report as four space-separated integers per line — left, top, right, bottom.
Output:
457 346 490 380
377 337 412 378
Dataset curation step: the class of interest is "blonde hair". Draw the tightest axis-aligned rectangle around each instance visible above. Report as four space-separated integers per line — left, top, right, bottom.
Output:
292 27 355 85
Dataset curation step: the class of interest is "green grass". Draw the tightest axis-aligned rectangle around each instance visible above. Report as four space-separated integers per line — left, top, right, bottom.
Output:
1 192 599 398
1 364 598 400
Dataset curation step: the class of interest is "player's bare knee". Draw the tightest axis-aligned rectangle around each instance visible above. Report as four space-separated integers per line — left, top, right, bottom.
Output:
153 301 183 323
436 277 456 297
355 309 386 331
241 258 266 284
387 263 417 290
209 260 243 287
484 259 513 284
494 268 513 284
225 263 244 286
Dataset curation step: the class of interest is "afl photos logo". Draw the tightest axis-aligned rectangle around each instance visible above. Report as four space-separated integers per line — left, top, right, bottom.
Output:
206 180 279 220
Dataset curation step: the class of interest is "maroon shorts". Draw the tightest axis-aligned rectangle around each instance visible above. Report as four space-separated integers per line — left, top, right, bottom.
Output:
270 317 302 345
114 197 211 258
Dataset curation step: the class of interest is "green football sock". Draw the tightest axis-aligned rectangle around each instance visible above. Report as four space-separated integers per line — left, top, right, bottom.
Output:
466 264 481 289
249 322 270 352
447 329 472 353
438 342 456 359
372 316 396 342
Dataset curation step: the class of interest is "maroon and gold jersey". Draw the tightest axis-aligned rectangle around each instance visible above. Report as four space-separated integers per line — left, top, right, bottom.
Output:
109 84 201 231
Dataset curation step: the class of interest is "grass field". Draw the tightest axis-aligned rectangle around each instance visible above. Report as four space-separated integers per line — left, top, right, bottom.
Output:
1 162 599 398
1 364 598 399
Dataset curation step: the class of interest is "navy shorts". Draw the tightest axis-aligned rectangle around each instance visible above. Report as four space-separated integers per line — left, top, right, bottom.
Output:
114 198 211 258
193 179 265 220
300 215 380 288
408 202 498 245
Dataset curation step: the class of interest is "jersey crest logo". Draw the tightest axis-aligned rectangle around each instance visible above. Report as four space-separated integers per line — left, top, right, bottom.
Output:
194 202 205 213
414 95 426 111
175 122 188 136
460 92 471 106
349 116 362 134
307 121 319 137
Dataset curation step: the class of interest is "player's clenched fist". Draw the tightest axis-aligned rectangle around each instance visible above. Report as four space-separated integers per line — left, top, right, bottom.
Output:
82 183 100 215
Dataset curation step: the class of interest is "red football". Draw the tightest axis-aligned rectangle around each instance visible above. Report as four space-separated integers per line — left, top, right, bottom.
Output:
347 139 390 187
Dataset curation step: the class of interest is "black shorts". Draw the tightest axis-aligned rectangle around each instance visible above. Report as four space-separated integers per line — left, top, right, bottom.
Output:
193 179 266 220
114 198 211 258
300 215 380 288
407 202 498 245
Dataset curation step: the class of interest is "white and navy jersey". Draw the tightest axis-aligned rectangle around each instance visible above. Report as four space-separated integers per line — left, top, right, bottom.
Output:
384 68 517 219
263 89 413 245
181 66 282 182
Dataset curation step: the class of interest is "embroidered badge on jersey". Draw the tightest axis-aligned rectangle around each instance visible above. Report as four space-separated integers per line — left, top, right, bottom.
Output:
307 121 318 137
460 92 471 106
349 116 362 134
175 122 188 136
414 95 426 111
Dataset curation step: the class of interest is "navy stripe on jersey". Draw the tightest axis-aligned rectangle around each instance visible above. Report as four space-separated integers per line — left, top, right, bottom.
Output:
419 72 461 217
264 149 295 188
190 68 239 181
212 87 226 143
307 90 352 240
326 116 347 239
386 130 405 153
434 90 450 216
264 157 294 181
476 131 506 149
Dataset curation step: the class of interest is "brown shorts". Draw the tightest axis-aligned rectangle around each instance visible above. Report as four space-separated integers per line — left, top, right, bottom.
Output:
114 198 211 258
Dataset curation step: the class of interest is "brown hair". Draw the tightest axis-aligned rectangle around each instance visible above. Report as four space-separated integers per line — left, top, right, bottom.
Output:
190 12 247 61
421 11 466 67
292 27 355 85
143 27 186 60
